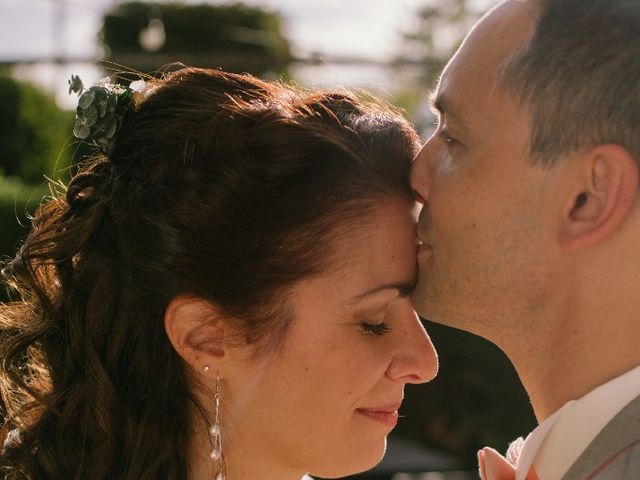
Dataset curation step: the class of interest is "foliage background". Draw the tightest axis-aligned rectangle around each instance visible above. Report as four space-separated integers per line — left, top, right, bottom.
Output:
101 2 292 76
0 76 76 277
0 76 74 183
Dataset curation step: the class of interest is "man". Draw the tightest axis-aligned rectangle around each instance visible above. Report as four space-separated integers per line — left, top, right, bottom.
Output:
410 0 640 478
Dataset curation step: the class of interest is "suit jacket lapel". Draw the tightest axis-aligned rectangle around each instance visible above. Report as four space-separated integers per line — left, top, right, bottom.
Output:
562 393 640 479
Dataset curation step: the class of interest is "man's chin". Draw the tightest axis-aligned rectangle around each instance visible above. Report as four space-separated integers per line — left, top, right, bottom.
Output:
411 282 444 323
412 287 470 331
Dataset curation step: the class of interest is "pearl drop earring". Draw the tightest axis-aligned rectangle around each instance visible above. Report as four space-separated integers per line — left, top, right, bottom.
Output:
203 366 225 480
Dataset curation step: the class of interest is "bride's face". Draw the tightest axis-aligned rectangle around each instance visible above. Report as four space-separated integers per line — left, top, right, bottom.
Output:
223 197 438 478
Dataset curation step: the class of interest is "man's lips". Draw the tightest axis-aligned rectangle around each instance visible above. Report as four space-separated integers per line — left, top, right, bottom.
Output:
356 402 402 427
416 236 433 257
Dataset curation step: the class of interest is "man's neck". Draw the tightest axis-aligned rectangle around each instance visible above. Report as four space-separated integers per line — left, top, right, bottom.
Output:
503 309 640 422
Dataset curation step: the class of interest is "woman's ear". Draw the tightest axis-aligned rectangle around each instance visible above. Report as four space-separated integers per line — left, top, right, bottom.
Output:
164 295 228 372
560 144 638 250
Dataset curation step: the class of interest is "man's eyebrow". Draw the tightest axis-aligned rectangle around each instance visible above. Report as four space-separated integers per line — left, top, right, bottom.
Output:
350 282 415 302
428 89 441 114
429 91 466 126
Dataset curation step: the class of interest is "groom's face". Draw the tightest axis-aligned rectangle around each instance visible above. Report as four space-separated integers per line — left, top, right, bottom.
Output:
410 0 558 338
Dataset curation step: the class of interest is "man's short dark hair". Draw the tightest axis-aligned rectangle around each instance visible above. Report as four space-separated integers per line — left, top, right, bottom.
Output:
500 0 640 167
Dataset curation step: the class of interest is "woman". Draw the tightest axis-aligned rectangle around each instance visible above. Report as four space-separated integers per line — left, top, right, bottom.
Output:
0 68 437 480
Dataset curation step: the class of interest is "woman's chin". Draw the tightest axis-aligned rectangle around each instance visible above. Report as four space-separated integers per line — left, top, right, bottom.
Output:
307 436 388 479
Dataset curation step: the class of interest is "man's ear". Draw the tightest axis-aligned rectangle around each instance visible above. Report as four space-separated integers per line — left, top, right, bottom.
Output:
164 295 228 372
560 144 638 250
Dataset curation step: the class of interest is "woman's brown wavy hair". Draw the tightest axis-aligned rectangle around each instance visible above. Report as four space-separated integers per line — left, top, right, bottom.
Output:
0 67 419 479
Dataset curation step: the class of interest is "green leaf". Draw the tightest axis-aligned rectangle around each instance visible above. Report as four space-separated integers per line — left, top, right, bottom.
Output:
78 90 96 109
82 105 99 127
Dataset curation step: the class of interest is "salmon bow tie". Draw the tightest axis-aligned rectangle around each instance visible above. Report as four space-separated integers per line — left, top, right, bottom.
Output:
478 447 539 480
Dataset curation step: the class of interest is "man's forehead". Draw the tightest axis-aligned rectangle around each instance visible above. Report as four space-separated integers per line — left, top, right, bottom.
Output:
433 0 538 112
448 0 538 71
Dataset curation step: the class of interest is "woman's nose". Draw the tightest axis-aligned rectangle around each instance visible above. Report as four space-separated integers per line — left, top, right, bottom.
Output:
386 302 438 384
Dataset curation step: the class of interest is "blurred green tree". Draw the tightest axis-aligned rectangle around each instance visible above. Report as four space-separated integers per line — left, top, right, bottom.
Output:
0 76 74 184
396 0 488 87
100 2 293 77
0 76 74 301
390 0 493 129
0 177 47 268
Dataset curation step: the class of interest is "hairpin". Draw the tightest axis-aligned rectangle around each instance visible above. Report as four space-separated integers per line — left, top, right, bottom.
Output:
68 75 135 154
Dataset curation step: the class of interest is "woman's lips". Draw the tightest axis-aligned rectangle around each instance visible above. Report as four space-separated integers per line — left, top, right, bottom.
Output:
356 403 401 428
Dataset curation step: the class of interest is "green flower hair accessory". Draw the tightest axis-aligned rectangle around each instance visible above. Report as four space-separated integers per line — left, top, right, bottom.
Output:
68 75 134 154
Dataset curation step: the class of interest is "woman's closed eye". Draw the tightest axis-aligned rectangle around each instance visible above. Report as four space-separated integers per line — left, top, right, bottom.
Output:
361 321 391 336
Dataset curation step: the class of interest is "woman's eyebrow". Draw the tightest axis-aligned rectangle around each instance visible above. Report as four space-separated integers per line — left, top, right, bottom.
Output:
350 281 415 302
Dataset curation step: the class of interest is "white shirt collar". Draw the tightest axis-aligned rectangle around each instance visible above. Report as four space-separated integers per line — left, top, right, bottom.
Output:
513 403 571 480
514 364 640 480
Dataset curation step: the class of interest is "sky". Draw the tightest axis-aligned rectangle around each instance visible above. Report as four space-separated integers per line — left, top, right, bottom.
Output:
0 0 497 108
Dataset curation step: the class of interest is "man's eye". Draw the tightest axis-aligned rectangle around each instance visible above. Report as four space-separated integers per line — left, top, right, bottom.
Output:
361 322 391 336
440 127 456 145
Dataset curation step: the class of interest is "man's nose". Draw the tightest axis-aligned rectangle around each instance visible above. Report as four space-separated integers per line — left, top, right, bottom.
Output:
410 143 431 204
